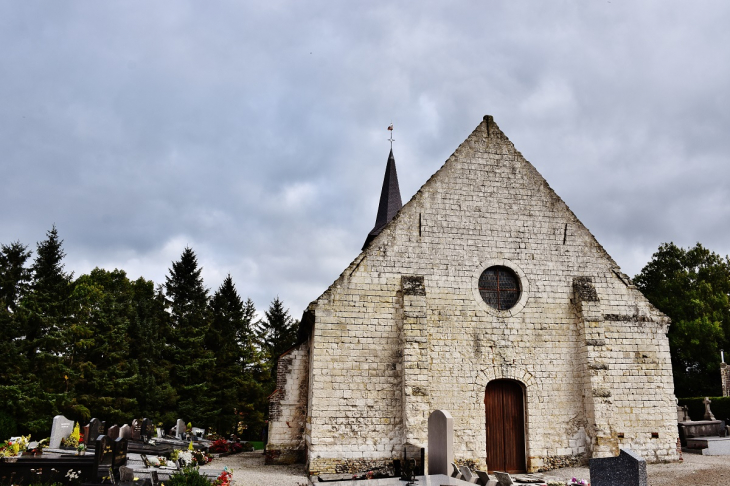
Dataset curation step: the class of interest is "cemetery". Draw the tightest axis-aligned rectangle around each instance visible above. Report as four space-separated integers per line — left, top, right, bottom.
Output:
0 415 248 486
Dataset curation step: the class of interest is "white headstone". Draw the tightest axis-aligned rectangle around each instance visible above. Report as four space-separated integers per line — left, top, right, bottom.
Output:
49 415 75 449
427 410 453 475
156 427 164 438
191 427 205 439
176 419 186 439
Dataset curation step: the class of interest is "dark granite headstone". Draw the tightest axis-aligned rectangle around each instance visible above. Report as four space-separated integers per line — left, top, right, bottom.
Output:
107 425 120 440
141 418 154 443
589 449 647 486
87 418 104 446
131 419 141 441
112 437 128 475
94 434 114 478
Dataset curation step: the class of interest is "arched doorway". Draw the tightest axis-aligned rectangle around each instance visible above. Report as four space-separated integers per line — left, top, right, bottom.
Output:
484 379 526 473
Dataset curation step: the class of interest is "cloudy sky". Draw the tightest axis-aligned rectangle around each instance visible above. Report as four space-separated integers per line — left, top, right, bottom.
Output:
2 1 729 317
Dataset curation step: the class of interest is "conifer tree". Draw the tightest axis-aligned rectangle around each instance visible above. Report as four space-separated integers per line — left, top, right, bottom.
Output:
258 297 298 388
165 247 215 426
0 241 32 437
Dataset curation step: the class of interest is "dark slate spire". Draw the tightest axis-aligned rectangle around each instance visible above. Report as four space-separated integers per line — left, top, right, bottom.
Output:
362 148 403 250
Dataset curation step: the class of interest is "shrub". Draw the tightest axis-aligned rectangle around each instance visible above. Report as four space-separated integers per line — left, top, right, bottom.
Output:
168 465 212 486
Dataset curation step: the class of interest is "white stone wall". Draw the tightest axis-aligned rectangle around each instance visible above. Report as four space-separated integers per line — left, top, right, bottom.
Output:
266 343 309 464
284 116 678 474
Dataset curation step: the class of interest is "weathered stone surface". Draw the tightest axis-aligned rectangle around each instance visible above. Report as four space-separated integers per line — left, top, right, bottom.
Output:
270 116 679 474
49 415 74 449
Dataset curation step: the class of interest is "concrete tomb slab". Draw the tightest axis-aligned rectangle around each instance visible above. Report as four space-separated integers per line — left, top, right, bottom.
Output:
589 448 647 486
427 410 453 475
686 437 730 455
49 415 74 449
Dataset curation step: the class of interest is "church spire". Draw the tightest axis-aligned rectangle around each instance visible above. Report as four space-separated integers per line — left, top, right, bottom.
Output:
362 147 403 250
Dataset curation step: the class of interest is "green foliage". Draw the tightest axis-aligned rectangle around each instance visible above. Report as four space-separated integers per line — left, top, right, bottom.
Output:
165 248 216 427
0 229 271 438
0 410 17 438
634 242 730 397
678 396 730 422
168 465 212 486
258 297 298 385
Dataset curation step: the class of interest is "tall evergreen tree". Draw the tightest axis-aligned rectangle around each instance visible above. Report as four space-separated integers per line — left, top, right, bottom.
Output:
128 279 176 424
165 247 215 426
258 297 298 388
0 241 32 437
635 242 730 397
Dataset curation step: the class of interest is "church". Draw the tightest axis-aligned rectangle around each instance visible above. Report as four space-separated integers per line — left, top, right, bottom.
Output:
266 116 679 474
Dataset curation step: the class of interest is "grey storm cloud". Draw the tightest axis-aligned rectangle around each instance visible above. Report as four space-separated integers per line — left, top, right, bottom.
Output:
1 1 729 317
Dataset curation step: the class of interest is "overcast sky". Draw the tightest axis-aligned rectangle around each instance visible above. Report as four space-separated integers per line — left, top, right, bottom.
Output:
2 1 729 318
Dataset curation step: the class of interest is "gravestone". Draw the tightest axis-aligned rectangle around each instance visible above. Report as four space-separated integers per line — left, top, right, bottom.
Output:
589 448 647 486
131 419 141 441
94 435 114 478
427 410 453 475
191 427 205 439
112 437 128 474
107 425 120 440
119 424 131 440
49 415 75 449
156 427 164 438
118 466 134 482
176 419 186 439
87 418 104 446
141 418 154 443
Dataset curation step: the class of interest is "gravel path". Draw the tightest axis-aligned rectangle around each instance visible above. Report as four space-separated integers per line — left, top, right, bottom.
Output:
541 452 730 486
204 451 308 486
206 451 730 486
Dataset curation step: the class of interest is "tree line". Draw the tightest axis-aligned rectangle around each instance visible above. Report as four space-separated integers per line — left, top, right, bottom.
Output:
0 227 298 439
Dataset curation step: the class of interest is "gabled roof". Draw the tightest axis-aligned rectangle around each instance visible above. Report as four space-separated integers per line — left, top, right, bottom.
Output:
362 148 403 250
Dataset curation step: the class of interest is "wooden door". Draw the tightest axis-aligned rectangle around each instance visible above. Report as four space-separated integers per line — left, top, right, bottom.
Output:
485 380 526 473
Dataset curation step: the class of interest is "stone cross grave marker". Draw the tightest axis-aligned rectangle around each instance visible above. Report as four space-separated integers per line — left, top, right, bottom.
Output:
107 425 120 440
427 410 453 475
119 424 131 440
49 415 74 448
176 419 186 439
589 448 647 486
704 397 716 420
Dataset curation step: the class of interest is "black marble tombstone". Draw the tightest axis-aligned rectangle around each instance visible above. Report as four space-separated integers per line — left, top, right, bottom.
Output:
94 435 114 479
590 449 647 486
141 418 154 443
112 436 129 480
87 418 104 447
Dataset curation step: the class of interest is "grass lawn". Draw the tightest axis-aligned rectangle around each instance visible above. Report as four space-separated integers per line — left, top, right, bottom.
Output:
248 441 264 450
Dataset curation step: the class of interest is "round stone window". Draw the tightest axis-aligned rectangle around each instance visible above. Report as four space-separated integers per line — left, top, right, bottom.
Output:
478 266 521 310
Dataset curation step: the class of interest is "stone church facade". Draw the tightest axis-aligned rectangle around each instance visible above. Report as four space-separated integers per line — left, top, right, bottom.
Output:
267 116 679 474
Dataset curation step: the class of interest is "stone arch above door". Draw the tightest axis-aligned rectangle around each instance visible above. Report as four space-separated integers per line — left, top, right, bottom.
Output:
476 365 536 390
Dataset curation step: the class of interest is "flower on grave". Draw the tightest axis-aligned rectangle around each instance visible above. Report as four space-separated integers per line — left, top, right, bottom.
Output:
188 439 194 451
66 469 80 480
70 423 81 443
366 470 374 479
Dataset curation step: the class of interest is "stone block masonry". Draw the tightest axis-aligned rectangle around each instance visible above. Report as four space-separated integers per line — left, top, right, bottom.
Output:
269 116 680 473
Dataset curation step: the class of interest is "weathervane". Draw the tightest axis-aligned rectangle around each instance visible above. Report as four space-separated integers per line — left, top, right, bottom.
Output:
387 123 394 149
